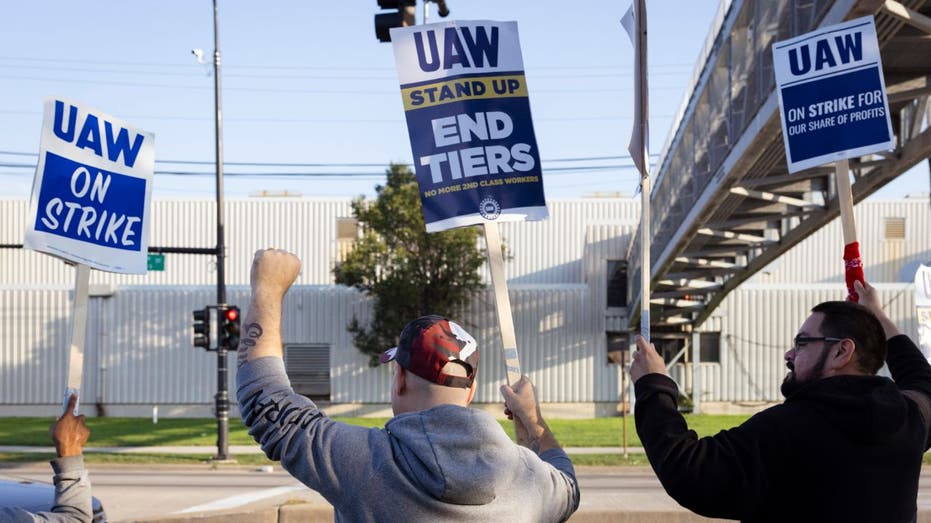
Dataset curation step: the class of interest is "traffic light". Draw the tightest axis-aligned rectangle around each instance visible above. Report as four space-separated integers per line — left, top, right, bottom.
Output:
221 305 241 351
193 306 220 350
192 308 210 349
374 0 415 43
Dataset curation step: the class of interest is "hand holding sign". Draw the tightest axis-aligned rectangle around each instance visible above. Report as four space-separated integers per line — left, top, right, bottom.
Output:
24 98 154 417
773 17 892 302
391 21 545 385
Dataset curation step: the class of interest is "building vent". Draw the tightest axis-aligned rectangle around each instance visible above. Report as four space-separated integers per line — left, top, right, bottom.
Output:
884 217 906 240
284 344 331 400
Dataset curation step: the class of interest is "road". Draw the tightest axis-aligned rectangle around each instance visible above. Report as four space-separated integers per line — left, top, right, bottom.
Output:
4 464 931 522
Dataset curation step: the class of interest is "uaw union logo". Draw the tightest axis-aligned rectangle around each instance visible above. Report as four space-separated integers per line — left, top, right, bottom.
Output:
479 197 501 220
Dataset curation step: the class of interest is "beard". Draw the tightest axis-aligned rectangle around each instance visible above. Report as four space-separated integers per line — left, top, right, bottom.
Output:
781 347 832 398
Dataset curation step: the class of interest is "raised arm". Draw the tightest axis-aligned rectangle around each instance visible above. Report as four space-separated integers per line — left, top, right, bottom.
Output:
500 376 580 519
235 249 376 506
236 249 301 367
0 395 93 523
853 280 900 340
854 280 931 447
500 376 561 455
630 336 768 519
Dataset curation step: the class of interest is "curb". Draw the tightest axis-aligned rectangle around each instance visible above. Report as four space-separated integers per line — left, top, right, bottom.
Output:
126 503 735 523
130 502 931 523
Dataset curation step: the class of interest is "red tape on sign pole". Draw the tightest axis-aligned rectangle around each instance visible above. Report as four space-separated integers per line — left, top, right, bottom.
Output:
844 241 864 302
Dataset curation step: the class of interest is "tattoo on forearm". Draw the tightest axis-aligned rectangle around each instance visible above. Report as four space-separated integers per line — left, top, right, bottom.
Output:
237 322 264 368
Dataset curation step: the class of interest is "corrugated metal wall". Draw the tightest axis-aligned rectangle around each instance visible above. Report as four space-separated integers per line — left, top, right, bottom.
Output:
671 284 918 402
7 282 916 408
0 199 355 287
497 200 640 284
1 198 640 287
748 199 931 284
0 284 604 406
2 197 928 410
0 289 72 403
6 197 924 287
582 223 635 331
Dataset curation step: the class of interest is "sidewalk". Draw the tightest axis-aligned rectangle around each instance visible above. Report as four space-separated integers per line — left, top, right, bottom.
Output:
4 446 930 523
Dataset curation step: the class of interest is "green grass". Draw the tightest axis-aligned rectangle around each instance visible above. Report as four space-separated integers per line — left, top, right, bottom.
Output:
0 452 276 466
0 414 751 448
569 453 653 467
5 414 931 467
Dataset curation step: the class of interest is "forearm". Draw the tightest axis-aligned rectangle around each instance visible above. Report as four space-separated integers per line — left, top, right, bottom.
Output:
874 309 901 339
517 418 562 455
634 374 761 518
887 334 931 396
50 456 93 522
236 357 374 504
237 291 285 367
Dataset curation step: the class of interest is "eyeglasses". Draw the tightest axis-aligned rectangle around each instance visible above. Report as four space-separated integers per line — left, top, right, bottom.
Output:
792 336 844 352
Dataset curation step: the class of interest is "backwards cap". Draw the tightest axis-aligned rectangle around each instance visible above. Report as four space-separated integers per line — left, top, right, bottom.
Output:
379 315 478 388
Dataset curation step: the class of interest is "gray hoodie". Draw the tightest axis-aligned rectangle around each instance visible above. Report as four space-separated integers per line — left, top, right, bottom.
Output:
237 357 580 522
0 456 92 523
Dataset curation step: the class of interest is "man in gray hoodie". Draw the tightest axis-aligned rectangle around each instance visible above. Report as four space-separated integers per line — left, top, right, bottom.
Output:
236 248 580 522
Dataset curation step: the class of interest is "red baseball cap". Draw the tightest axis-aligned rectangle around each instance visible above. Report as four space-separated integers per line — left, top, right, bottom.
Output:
380 315 478 388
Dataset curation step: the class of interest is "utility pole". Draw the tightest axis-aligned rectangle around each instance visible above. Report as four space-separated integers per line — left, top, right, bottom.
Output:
211 0 230 462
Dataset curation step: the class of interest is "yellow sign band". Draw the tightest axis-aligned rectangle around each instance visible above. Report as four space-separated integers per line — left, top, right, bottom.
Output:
401 75 528 110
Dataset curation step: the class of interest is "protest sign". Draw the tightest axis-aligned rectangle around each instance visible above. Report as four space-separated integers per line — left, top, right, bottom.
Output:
773 16 893 174
390 20 547 233
24 98 154 412
25 98 155 274
390 20 546 384
773 17 893 301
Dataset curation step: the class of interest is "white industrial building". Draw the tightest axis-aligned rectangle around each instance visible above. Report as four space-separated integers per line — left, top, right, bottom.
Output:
0 196 928 417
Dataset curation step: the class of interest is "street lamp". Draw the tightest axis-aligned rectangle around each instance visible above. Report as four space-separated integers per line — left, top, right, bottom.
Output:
193 0 230 462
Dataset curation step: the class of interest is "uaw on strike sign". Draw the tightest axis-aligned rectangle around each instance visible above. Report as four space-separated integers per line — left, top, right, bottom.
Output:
773 16 893 173
390 21 547 232
25 98 155 273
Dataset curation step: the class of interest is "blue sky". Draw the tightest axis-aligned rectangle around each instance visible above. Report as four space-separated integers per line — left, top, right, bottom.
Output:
0 1 926 200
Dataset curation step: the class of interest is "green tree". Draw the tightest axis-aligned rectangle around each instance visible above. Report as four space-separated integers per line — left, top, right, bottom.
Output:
334 163 486 366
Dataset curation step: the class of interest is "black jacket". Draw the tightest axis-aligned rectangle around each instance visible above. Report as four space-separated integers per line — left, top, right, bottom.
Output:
635 335 931 523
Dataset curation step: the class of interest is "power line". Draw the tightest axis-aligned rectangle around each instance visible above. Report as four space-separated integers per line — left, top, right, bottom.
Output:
0 108 676 124
0 63 696 81
0 55 695 72
0 149 654 164
0 73 686 95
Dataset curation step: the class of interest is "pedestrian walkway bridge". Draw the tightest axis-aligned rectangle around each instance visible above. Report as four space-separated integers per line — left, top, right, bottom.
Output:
630 0 931 333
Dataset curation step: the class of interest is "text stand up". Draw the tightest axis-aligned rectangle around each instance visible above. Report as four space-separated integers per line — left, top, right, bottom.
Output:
64 263 90 414
484 221 521 386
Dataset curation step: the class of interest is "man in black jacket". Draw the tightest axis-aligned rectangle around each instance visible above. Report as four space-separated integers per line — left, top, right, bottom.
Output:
631 280 931 523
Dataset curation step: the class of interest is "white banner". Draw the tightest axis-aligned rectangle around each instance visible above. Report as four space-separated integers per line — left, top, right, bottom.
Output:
389 21 547 232
772 16 893 173
916 264 931 360
24 98 155 274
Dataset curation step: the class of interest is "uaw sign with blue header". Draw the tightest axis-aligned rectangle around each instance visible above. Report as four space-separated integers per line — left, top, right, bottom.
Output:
25 98 155 273
773 16 893 173
390 21 547 232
